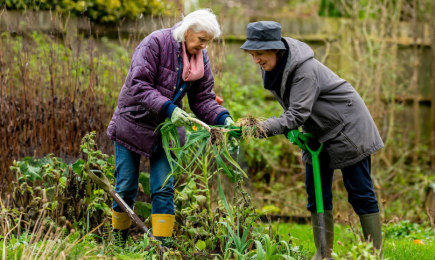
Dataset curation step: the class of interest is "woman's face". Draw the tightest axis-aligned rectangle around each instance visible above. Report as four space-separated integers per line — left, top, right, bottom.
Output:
247 50 279 71
184 30 213 55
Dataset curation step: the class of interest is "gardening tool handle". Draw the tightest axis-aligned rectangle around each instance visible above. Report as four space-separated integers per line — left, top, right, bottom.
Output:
306 139 326 258
88 170 166 252
311 149 324 214
109 191 151 235
109 190 166 252
288 131 326 257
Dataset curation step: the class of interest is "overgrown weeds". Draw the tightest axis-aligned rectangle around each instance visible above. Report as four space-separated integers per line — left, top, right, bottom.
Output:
0 26 128 182
4 132 114 235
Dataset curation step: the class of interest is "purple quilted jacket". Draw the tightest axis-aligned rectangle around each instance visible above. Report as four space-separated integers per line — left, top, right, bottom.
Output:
107 25 228 158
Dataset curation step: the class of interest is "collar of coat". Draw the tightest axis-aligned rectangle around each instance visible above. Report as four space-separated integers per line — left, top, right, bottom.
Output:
261 37 315 97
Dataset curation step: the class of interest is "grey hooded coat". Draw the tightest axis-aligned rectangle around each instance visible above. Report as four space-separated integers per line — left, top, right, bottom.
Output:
261 37 384 169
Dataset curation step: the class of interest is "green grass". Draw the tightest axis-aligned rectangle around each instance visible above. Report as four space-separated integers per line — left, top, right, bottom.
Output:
3 222 433 259
277 222 435 260
383 239 435 259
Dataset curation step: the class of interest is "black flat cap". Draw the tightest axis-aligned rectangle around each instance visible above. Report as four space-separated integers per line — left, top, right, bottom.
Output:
240 21 286 50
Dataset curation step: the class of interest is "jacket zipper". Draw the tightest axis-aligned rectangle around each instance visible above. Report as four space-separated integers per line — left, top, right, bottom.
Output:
340 132 357 149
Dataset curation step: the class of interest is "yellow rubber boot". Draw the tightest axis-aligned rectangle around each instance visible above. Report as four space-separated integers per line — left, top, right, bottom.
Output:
152 214 175 243
112 209 132 243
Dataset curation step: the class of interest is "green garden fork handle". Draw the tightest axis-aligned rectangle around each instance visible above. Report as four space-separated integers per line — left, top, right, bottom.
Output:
87 170 166 253
304 143 324 214
287 130 327 258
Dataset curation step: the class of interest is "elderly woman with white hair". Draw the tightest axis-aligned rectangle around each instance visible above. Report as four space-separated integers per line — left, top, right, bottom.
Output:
106 9 234 243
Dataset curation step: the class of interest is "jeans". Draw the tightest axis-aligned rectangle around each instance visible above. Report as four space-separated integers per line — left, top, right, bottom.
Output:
305 142 379 215
112 142 174 215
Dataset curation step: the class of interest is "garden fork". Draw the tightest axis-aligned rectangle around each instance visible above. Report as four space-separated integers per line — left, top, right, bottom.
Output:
87 169 166 252
287 131 327 258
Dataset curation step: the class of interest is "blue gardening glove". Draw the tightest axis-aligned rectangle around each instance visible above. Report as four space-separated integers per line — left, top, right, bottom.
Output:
171 107 191 127
287 129 308 150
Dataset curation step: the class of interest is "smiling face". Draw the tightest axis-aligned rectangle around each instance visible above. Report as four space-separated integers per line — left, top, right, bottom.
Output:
184 30 213 55
246 49 279 71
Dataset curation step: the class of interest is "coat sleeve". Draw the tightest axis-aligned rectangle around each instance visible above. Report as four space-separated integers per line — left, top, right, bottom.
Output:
261 74 320 137
125 35 171 114
187 50 228 125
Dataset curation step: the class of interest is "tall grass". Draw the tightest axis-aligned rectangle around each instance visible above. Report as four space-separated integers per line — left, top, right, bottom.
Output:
0 10 131 183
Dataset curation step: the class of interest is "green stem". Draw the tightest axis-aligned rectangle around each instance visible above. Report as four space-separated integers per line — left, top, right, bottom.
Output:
202 152 211 216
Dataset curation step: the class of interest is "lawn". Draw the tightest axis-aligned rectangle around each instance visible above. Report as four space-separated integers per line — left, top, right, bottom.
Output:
279 222 435 260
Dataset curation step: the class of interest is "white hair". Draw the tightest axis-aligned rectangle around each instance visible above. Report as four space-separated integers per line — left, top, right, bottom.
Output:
172 9 222 42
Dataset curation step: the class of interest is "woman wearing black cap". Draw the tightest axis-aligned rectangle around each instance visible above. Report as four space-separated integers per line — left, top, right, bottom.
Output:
229 21 384 259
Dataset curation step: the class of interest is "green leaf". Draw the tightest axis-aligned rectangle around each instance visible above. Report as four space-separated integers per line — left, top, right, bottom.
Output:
255 240 264 259
59 177 67 186
196 240 206 251
51 201 58 211
134 202 152 219
217 171 233 220
96 159 106 166
184 139 208 169
107 155 115 166
139 172 151 195
213 146 233 179
194 195 207 205
72 159 85 174
221 145 248 178
23 164 42 181
188 179 196 189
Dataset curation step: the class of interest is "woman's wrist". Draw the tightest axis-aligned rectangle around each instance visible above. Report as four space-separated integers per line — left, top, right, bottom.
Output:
162 101 178 118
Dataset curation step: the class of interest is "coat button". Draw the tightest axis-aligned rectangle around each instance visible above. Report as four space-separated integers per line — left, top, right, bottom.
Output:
176 68 179 71
173 86 176 89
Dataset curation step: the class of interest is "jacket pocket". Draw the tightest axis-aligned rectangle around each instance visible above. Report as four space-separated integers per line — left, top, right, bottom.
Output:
340 132 357 149
317 122 345 143
119 105 150 121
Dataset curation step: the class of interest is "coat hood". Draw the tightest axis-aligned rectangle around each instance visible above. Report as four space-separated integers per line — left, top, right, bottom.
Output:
279 37 314 96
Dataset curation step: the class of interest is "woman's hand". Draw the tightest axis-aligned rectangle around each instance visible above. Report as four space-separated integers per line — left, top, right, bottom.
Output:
225 117 243 139
287 129 308 150
224 117 235 127
171 107 192 126
228 125 258 139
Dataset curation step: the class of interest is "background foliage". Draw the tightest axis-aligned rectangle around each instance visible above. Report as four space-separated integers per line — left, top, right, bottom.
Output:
5 0 173 23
